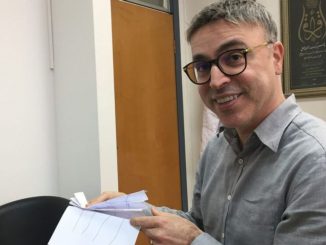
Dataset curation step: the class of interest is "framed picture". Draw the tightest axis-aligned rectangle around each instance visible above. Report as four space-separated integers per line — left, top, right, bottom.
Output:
281 0 326 97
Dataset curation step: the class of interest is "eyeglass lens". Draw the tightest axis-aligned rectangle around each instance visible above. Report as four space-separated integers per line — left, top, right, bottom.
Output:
186 49 247 84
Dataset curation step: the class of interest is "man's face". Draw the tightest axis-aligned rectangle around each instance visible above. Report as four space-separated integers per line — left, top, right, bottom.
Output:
190 20 284 139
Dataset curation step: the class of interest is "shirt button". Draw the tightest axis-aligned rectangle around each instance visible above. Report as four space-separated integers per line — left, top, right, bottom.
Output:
227 195 232 201
238 158 244 165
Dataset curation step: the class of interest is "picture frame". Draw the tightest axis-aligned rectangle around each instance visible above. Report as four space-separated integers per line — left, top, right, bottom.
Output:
281 0 326 97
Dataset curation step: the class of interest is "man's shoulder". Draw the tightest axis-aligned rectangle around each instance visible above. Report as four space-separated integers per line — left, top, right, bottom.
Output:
290 111 326 151
207 131 228 148
201 133 229 158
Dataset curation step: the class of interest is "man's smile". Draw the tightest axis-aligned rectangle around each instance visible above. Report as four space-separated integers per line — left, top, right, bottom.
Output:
216 94 240 104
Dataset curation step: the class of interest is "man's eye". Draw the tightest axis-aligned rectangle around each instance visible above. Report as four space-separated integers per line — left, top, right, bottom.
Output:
230 53 243 61
222 52 245 66
194 61 211 72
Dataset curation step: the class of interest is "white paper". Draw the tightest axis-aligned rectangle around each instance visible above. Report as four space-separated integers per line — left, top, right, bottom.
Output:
73 192 88 208
48 190 149 245
48 206 139 245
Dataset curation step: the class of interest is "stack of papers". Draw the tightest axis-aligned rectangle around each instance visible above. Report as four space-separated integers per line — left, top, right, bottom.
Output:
71 190 150 219
48 190 149 245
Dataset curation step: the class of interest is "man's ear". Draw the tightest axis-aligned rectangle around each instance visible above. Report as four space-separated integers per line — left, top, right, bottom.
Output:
272 41 284 75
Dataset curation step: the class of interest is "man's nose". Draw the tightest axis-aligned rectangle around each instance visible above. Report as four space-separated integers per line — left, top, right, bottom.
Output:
209 65 231 89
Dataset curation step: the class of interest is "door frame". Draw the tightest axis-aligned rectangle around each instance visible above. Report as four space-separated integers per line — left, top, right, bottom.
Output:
171 0 188 211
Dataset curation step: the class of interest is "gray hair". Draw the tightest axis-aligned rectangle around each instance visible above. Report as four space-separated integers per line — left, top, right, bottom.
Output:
186 0 278 43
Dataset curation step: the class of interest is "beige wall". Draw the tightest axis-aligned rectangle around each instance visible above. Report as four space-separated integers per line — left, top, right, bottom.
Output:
178 0 204 207
1 0 118 205
52 0 118 199
0 0 58 205
179 0 326 207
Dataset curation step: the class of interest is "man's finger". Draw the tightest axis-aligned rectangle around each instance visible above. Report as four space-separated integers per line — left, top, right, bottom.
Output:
130 216 157 228
87 191 125 206
151 207 174 217
151 207 162 216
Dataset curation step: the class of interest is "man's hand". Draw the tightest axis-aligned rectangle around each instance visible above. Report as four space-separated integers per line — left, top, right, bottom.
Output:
130 207 202 245
87 191 126 207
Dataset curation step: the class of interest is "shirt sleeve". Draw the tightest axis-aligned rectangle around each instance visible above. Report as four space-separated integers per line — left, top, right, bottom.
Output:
157 207 222 245
273 154 326 244
191 233 222 245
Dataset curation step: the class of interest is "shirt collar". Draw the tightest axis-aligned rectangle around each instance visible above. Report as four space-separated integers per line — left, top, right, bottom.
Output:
217 94 302 152
254 94 301 152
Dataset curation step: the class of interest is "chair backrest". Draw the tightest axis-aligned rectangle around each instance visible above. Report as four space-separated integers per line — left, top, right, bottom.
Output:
0 196 69 245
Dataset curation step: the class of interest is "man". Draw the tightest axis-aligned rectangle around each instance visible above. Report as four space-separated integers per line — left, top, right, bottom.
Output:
90 0 326 244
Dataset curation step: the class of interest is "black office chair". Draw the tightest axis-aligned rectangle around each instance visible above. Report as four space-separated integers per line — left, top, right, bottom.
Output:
0 196 69 245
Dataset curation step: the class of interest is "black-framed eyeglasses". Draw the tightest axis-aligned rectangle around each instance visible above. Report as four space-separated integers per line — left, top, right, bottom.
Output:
183 41 273 85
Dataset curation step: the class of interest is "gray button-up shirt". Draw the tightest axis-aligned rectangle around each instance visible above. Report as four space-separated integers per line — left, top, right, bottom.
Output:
164 95 326 244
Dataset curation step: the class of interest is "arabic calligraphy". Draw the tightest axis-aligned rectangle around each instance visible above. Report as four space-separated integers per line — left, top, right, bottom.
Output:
298 0 326 43
283 0 326 93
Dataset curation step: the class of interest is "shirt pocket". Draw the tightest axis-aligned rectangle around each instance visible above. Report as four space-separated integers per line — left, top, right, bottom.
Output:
240 195 284 227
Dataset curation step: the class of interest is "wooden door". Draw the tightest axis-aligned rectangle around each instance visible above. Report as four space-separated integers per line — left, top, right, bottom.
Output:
111 0 182 244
